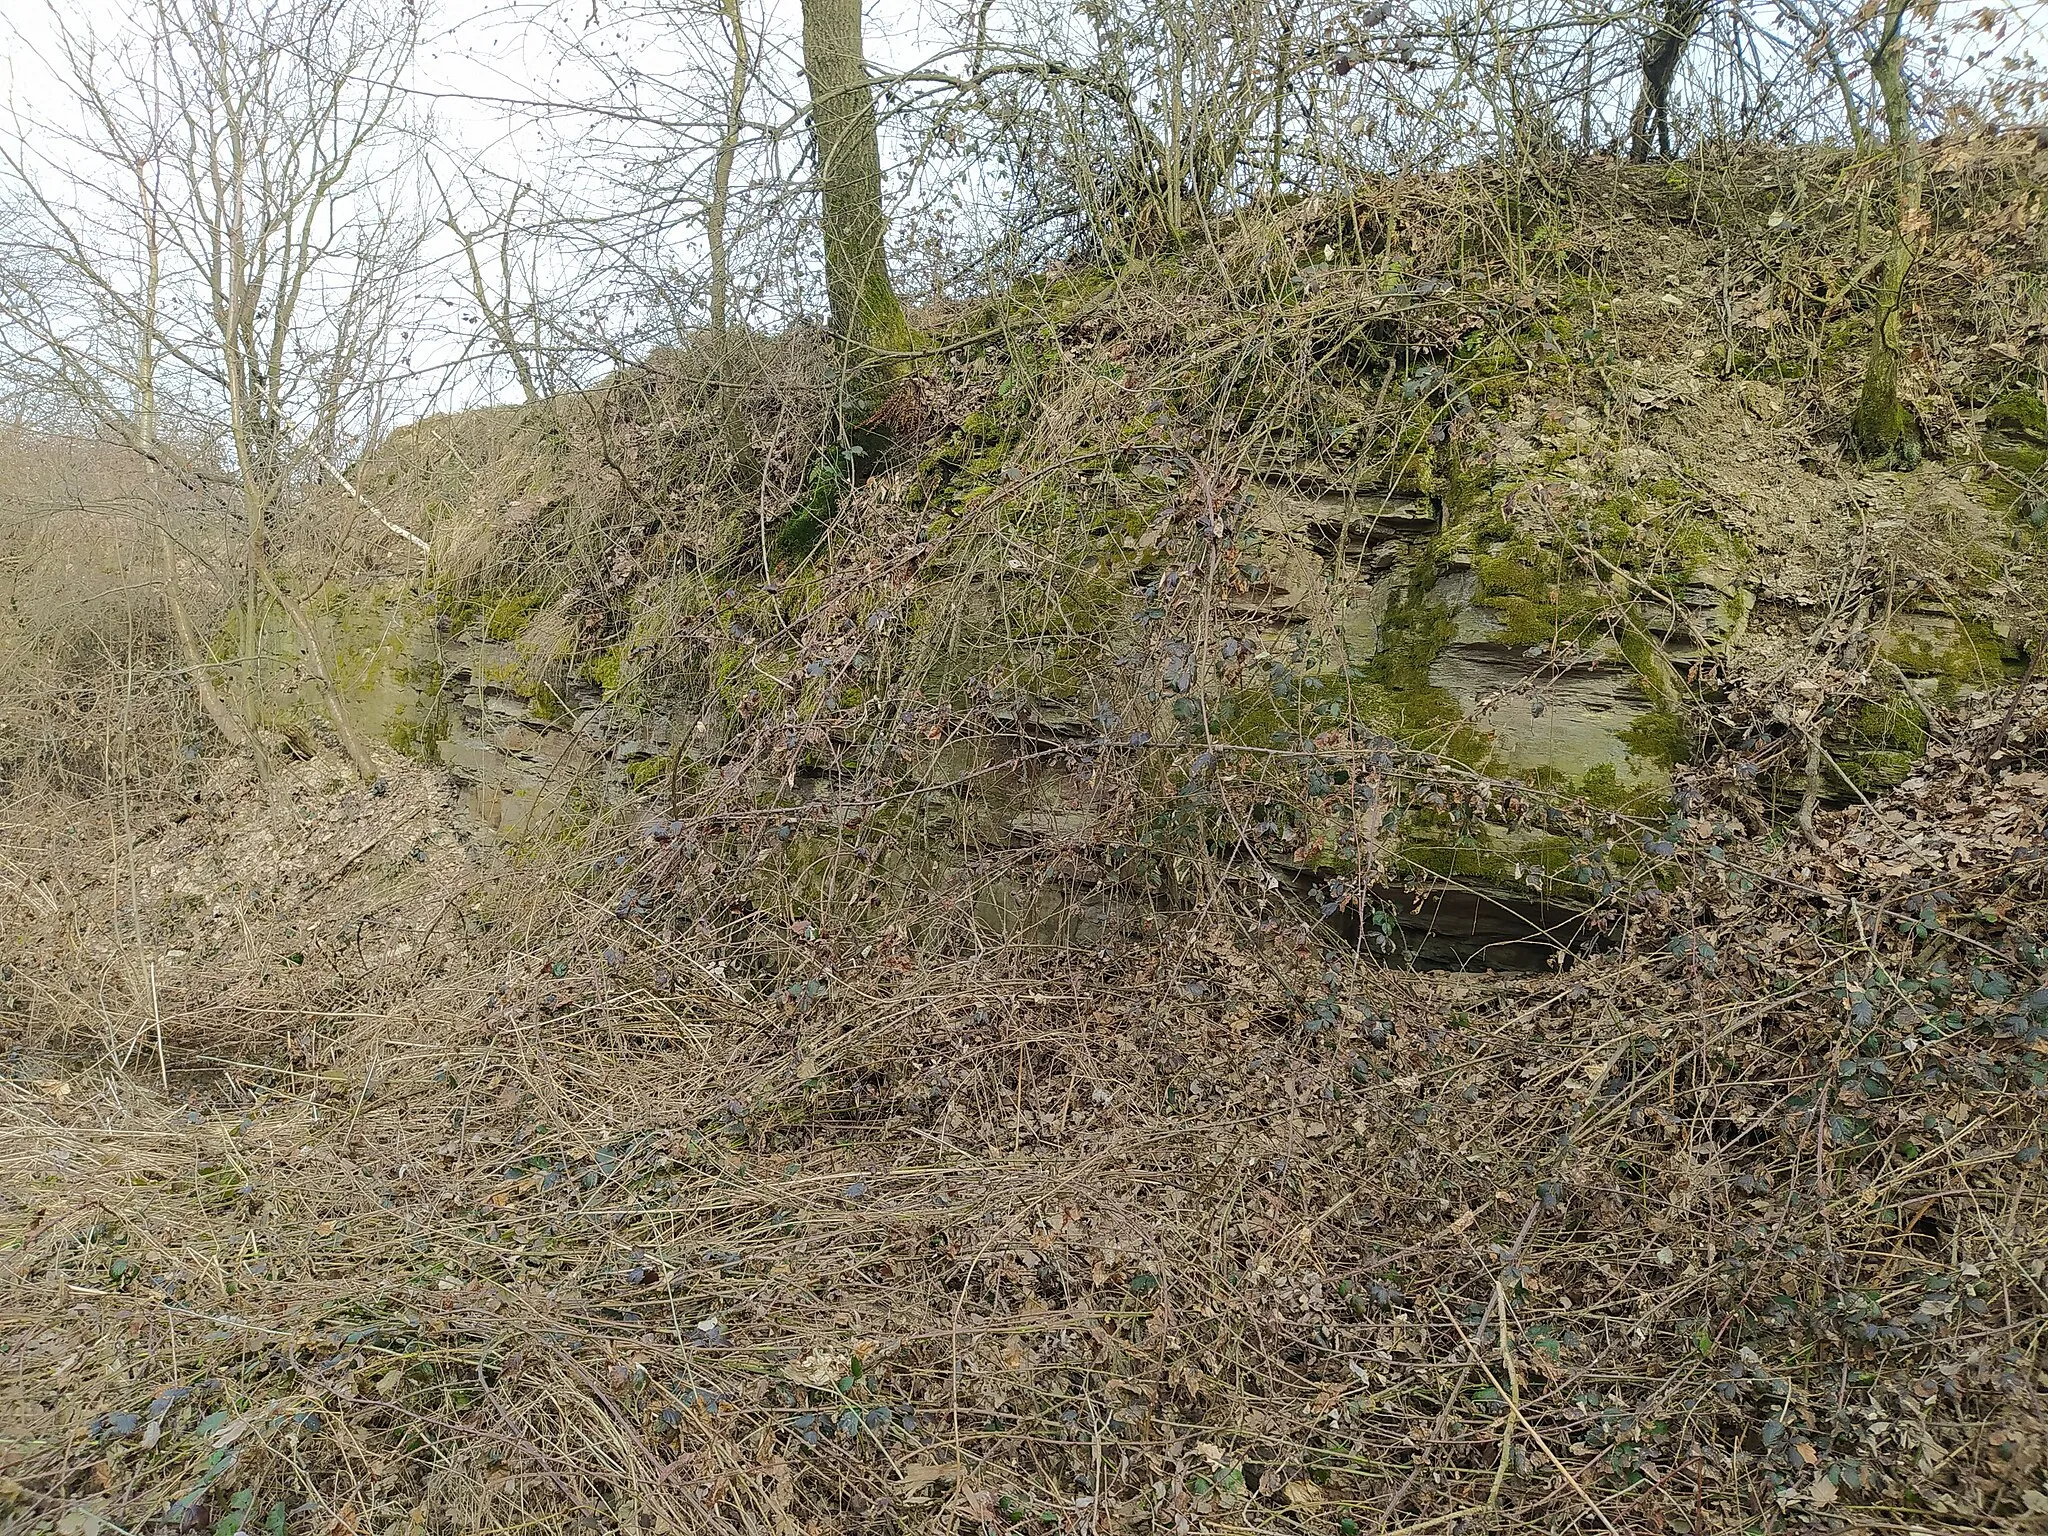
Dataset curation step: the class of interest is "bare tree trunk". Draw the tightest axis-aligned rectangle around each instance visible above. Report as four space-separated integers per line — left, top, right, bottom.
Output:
444 184 541 404
1578 25 1596 148
132 154 249 755
156 527 248 750
708 2 757 517
798 0 912 369
262 567 377 779
1628 0 1711 163
1778 0 1869 152
1851 0 1922 464
240 492 267 744
709 0 752 334
1266 2 1297 196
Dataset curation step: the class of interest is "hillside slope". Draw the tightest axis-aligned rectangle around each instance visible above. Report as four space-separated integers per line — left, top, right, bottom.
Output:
4 151 2048 1535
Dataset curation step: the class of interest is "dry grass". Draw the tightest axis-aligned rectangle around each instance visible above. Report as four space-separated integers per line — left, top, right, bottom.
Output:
4 155 2048 1536
0 431 223 799
4 670 2047 1534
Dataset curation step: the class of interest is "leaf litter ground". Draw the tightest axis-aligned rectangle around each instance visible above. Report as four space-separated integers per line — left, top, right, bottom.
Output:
3 690 2046 1535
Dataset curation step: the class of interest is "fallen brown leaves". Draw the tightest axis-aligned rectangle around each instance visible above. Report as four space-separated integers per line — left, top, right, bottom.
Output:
1 688 2043 1536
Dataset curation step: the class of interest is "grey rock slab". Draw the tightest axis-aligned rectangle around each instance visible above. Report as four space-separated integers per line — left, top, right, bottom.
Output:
1429 647 1658 782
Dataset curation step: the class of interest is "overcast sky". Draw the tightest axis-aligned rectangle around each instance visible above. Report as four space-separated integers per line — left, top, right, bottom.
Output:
2 0 947 172
4 0 2043 419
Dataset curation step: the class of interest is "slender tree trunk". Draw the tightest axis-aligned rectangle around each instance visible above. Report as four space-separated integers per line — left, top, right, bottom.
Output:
1851 0 1922 464
1628 0 1710 163
218 256 272 748
455 216 540 404
1806 6 1868 151
238 488 275 782
156 528 248 750
709 0 751 334
262 568 377 779
496 192 541 402
135 157 253 755
798 0 911 370
436 173 541 402
1578 27 1596 149
1266 4 1296 198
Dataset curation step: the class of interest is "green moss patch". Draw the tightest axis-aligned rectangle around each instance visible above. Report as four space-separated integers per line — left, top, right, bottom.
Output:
583 644 629 696
1985 387 2047 440
1618 708 1690 770
481 591 550 641
1879 615 2020 687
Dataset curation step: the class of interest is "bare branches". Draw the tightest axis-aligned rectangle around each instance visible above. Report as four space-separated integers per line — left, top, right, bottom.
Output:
0 0 429 771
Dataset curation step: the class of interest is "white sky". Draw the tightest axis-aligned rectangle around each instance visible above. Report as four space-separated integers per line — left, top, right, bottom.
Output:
9 0 2043 195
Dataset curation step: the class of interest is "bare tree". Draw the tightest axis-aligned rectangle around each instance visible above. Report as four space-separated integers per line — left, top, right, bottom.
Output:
1850 0 1923 464
471 0 801 373
0 0 427 775
1628 0 1712 161
437 171 547 404
799 0 913 368
709 0 756 334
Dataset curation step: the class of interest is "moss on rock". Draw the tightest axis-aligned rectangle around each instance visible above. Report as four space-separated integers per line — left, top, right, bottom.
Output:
1879 614 2020 688
1986 387 2047 440
1618 708 1690 770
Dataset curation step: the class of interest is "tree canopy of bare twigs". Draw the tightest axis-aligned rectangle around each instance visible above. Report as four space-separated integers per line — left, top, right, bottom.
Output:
0 0 430 771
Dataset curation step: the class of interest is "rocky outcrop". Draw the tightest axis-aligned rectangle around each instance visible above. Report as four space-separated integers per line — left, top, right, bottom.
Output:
302 368 2029 969
292 294 2037 974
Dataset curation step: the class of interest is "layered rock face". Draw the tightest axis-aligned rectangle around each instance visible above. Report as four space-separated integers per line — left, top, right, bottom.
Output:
281 173 2040 965
289 367 2026 968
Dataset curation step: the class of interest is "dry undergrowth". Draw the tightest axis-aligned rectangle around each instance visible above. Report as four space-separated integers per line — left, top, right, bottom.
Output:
3 687 2046 1535
3 154 2047 1536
